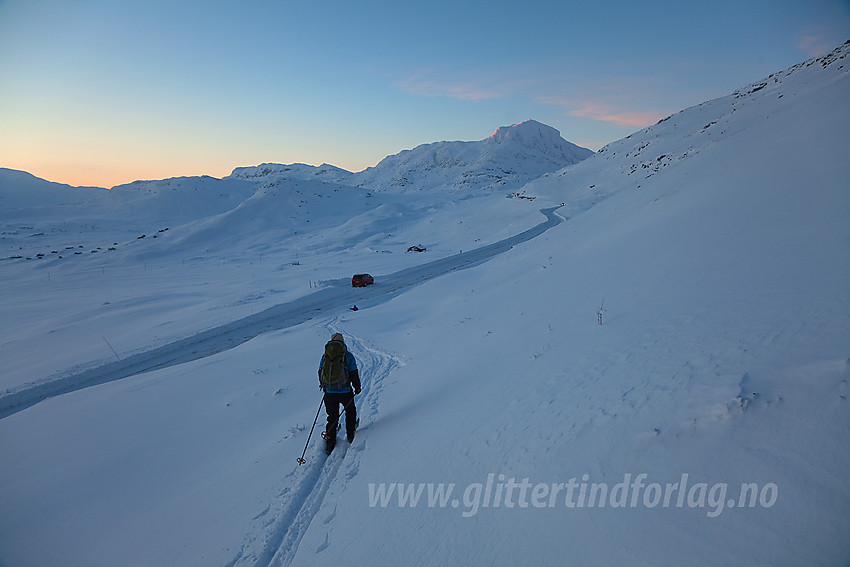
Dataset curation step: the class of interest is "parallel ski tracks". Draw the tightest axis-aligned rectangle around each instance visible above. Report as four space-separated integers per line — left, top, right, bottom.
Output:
228 325 400 567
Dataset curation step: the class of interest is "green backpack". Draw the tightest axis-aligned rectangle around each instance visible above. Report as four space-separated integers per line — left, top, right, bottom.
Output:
320 340 349 388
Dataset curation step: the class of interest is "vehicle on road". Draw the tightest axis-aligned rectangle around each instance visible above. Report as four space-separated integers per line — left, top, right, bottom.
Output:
351 273 374 287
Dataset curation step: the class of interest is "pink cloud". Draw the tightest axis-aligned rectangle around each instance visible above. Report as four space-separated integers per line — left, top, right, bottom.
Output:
539 96 669 128
569 102 668 128
395 70 672 128
796 30 833 57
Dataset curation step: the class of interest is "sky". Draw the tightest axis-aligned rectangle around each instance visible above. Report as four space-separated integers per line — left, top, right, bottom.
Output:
1 0 848 189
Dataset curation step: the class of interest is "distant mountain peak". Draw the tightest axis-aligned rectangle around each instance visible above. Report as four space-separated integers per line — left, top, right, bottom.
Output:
484 119 594 169
487 119 559 143
355 120 593 192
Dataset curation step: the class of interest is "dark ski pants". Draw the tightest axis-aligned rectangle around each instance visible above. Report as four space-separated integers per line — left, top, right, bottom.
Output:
324 390 356 441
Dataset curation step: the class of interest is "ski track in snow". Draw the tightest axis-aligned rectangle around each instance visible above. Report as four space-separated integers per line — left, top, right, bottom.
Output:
0 206 559 564
0 207 563 419
227 323 400 567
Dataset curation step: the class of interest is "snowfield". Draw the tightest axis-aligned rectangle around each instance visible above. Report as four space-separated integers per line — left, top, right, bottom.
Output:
1 43 849 566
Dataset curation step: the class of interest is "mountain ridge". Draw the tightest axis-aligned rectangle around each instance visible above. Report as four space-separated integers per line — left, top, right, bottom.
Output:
1 119 592 201
352 119 593 192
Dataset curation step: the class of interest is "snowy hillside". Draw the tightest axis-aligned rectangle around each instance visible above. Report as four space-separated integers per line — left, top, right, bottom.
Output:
229 162 356 186
353 119 594 192
1 118 586 265
0 167 106 209
0 42 849 567
221 120 593 194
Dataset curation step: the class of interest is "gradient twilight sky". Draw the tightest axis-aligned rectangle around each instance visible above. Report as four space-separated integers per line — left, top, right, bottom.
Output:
1 0 848 188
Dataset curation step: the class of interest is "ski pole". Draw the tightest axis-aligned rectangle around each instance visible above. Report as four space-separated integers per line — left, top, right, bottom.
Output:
297 395 325 465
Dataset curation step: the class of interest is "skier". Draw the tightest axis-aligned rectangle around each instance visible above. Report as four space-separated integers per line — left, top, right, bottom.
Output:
318 333 361 454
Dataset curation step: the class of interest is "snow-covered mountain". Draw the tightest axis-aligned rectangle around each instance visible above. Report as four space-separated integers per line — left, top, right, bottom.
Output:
353 119 593 192
222 120 593 194
228 162 356 186
0 42 848 567
0 167 106 209
0 119 590 261
219 119 593 194
0 119 592 264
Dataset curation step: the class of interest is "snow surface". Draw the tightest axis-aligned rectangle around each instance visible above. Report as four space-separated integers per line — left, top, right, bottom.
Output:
354 119 594 192
1 42 849 566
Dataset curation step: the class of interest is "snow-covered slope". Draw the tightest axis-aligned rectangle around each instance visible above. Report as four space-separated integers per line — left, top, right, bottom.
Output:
220 120 593 194
1 120 583 264
229 162 356 186
353 119 593 192
0 42 848 567
523 40 850 216
327 42 849 567
102 176 259 224
0 167 106 209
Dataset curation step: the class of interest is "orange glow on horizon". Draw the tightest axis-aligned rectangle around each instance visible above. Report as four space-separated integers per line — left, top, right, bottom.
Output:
2 158 236 189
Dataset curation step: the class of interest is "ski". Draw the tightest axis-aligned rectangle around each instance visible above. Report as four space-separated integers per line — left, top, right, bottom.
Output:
321 417 359 455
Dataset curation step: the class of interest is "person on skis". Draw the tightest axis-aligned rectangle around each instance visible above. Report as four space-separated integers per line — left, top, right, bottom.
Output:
318 333 361 454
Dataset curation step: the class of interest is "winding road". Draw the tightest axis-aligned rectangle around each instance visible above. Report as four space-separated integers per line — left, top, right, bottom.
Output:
0 207 564 419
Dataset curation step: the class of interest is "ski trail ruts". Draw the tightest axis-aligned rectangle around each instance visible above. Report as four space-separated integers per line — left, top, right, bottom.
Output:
267 447 349 567
266 324 402 566
230 323 401 567
225 443 349 567
328 320 403 429
0 206 560 420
